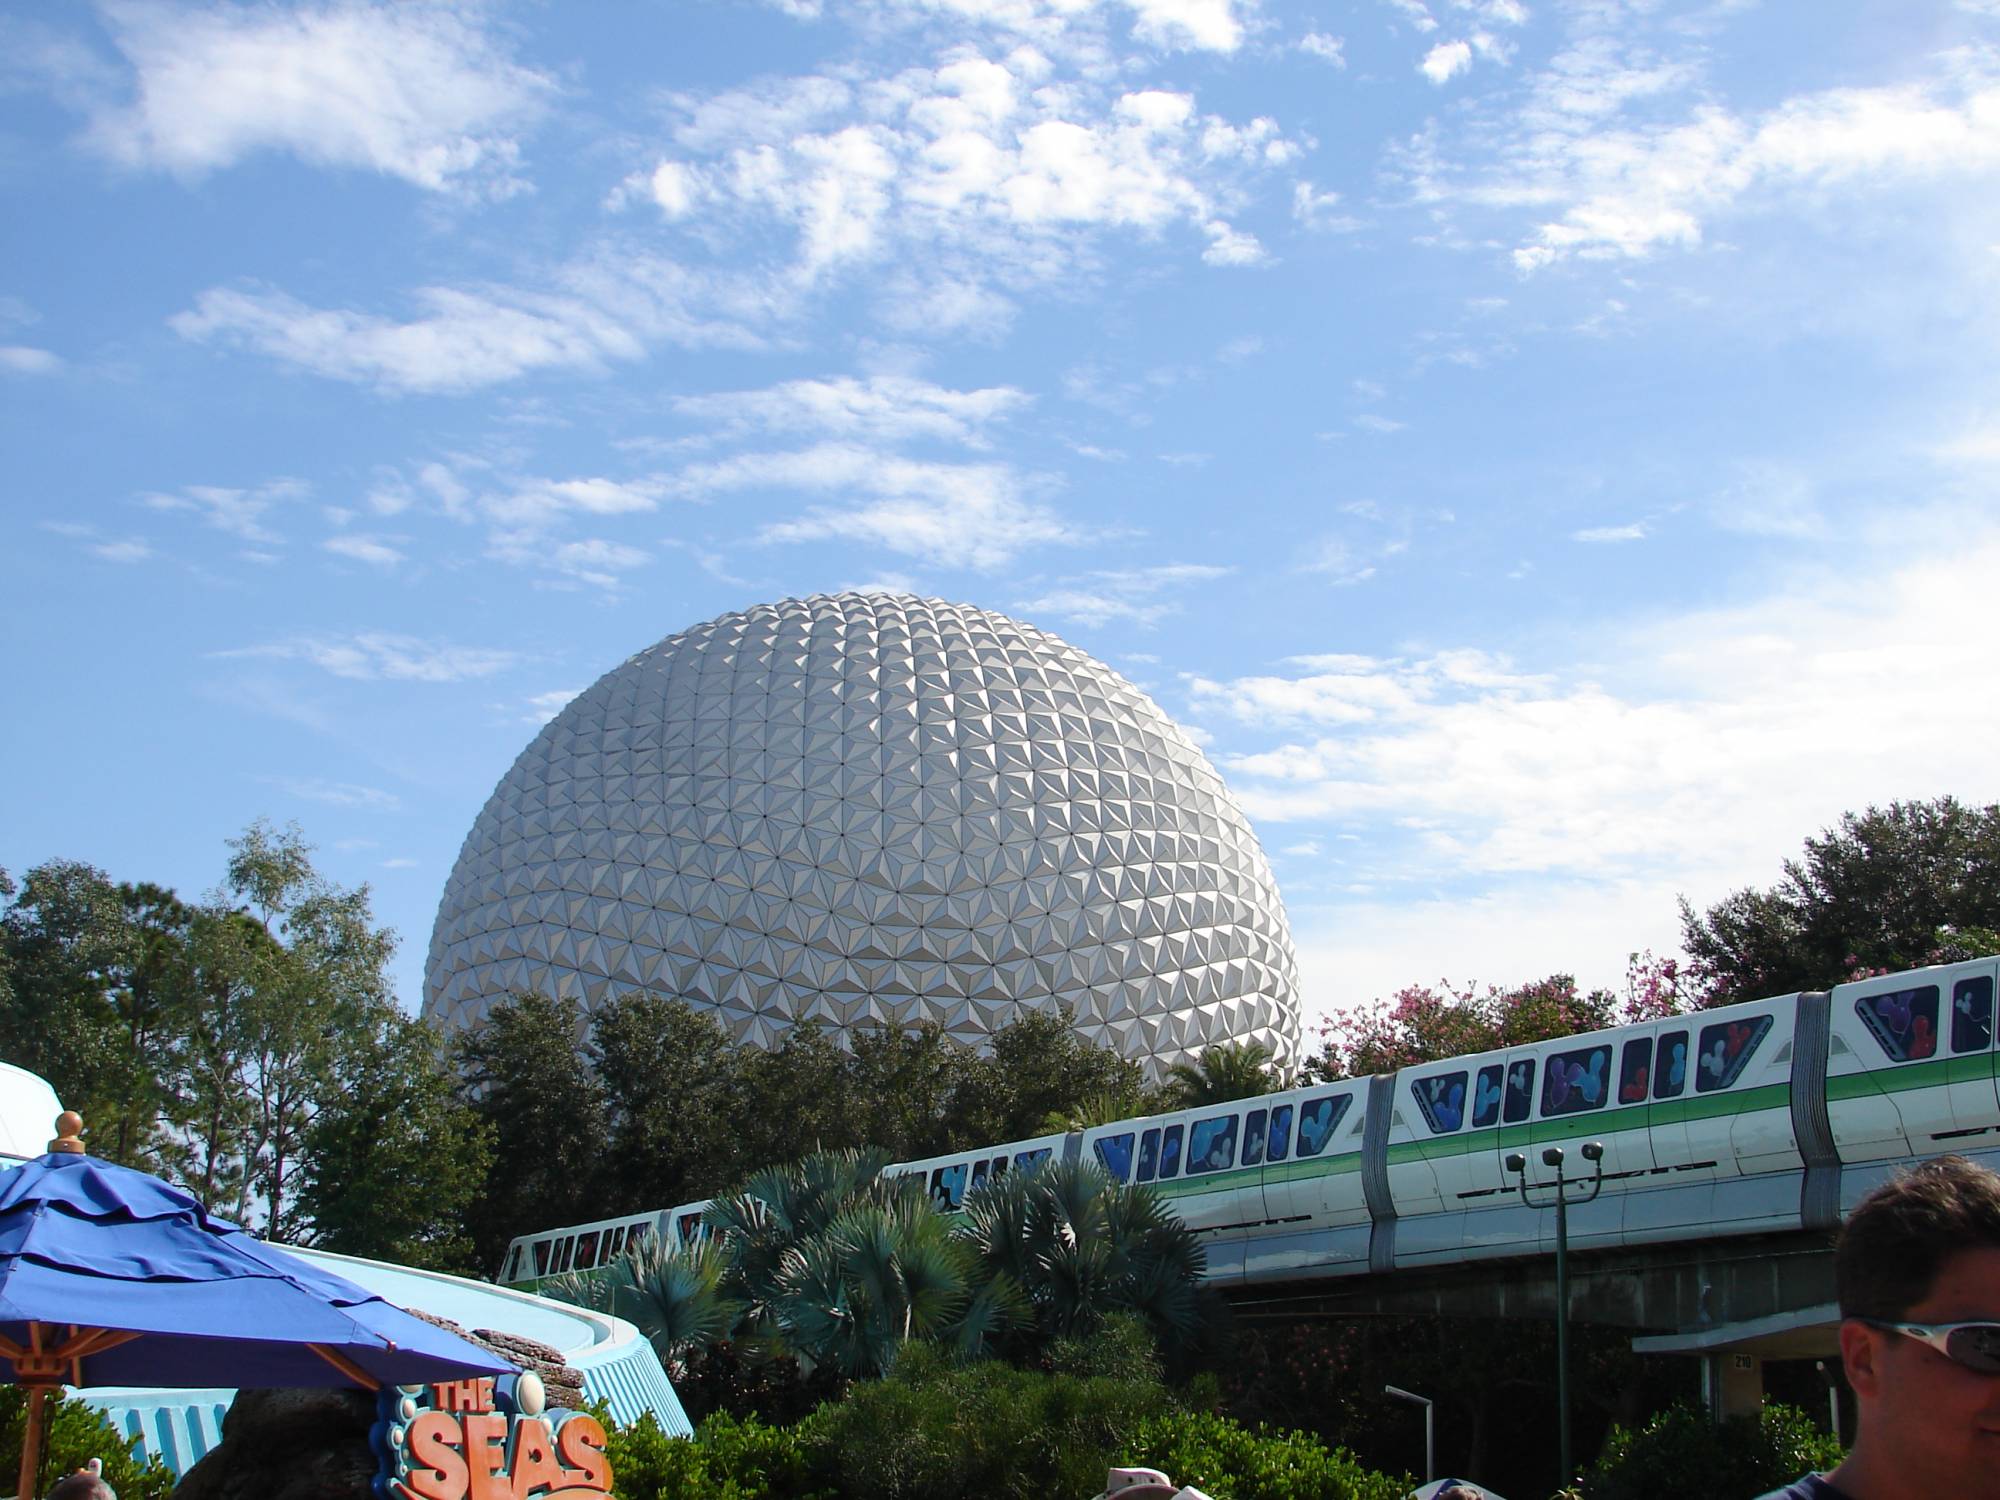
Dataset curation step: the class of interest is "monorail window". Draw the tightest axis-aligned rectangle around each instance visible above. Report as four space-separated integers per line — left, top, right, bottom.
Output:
1503 1061 1535 1123
606 1227 627 1261
931 1163 969 1207
1160 1124 1184 1178
1015 1148 1053 1173
970 1158 991 1192
1855 986 1939 1063
1540 1044 1610 1116
581 1230 604 1268
1095 1133 1136 1181
1243 1109 1268 1166
629 1224 653 1252
1297 1094 1351 1157
533 1240 552 1276
677 1213 704 1244
991 1154 1010 1178
1186 1114 1238 1174
1696 1014 1776 1090
1268 1104 1293 1161
1471 1065 1503 1129
1137 1129 1161 1182
1654 1032 1689 1098
1412 1071 1469 1134
554 1237 574 1274
1617 1039 1652 1104
1952 977 1994 1054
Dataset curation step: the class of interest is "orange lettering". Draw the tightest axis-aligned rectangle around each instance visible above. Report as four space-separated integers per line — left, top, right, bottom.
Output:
555 1415 610 1492
462 1412 511 1500
472 1378 496 1414
404 1412 469 1500
508 1417 566 1500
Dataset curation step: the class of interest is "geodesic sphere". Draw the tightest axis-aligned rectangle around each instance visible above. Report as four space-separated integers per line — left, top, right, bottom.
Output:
423 593 1299 1075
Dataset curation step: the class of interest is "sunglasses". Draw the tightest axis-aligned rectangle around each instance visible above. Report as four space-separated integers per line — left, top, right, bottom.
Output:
1861 1319 2000 1375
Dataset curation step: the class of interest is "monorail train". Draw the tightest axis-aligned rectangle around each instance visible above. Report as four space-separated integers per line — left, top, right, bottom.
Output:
499 954 2000 1291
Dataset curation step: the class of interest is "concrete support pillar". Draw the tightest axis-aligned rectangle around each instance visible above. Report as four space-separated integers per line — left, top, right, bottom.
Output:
1699 1351 1765 1421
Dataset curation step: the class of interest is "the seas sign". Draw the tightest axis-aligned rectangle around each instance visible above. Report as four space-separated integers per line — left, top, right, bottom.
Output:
373 1373 614 1500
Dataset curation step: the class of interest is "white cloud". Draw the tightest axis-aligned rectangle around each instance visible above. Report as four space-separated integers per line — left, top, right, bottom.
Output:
88 0 553 196
267 775 401 810
1125 0 1245 53
1386 0 1440 33
674 375 1031 448
1354 413 1406 434
90 538 153 563
322 533 407 567
141 478 306 545
1299 31 1345 67
218 632 518 683
524 687 583 725
0 346 61 374
678 443 1082 568
546 538 652 590
1197 536 2000 911
1016 562 1231 626
1421 40 1473 84
1505 57 2000 271
481 476 666 527
1572 521 1647 542
169 283 654 394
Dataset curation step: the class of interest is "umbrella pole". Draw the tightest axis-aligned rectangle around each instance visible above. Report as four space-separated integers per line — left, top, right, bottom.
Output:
16 1384 46 1500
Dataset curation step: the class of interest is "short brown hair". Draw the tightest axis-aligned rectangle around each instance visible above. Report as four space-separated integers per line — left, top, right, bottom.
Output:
1836 1155 2000 1321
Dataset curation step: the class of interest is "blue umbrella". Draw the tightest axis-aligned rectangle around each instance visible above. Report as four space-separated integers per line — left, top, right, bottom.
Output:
0 1115 509 1499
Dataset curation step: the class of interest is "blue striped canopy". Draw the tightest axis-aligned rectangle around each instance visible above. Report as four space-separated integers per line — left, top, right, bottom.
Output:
0 1152 510 1390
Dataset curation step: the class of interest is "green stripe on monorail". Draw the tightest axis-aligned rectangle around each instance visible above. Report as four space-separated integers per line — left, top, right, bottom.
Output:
1827 1050 1997 1100
1383 1082 1796 1168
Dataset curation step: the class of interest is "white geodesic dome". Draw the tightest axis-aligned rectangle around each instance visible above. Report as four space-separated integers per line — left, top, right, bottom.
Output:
423 593 1299 1075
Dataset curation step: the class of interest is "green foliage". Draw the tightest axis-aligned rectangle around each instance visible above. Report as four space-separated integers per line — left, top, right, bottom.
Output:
1578 1401 1842 1500
807 1348 1178 1500
591 993 746 1214
455 989 609 1272
0 1387 177 1500
958 1158 1217 1369
1682 796 2000 1002
1305 974 1621 1081
598 1409 825 1500
296 1013 492 1272
1164 1041 1282 1107
1121 1409 1411 1500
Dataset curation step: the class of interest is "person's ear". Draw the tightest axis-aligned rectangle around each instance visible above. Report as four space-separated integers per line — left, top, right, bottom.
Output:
1840 1319 1884 1400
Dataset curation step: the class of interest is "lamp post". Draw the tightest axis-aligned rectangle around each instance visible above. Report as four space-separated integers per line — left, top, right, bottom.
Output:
1384 1384 1433 1484
1505 1141 1605 1489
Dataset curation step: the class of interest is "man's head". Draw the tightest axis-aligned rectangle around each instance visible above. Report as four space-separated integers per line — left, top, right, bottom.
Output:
1834 1155 2000 1496
47 1471 115 1500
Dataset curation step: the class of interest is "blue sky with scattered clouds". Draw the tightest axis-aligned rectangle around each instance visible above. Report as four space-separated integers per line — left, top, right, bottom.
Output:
7 0 2000 1033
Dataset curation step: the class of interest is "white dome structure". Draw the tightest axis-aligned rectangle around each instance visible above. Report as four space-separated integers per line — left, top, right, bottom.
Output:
423 593 1299 1074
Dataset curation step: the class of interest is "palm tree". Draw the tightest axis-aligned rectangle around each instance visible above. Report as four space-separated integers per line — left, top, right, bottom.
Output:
1162 1040 1281 1107
543 1235 740 1374
957 1157 1214 1365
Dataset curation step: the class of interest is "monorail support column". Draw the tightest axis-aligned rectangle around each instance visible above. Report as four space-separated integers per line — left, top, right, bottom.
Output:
1698 1351 1766 1423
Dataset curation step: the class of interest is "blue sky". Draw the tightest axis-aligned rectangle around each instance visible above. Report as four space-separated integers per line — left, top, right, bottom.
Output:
6 0 1999 1036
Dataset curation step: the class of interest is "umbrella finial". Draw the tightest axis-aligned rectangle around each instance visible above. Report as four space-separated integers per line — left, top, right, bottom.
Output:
50 1112 85 1155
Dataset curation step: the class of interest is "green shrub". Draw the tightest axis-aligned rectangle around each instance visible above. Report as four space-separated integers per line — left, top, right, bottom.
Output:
1121 1409 1410 1500
0 1388 177 1500
1579 1401 1843 1500
807 1346 1179 1500
601 1408 827 1500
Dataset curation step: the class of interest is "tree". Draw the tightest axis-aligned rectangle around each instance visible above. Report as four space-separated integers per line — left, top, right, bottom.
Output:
733 1020 859 1170
1303 973 1621 1083
215 820 399 1237
1681 797 2000 1002
296 1013 492 1272
455 990 608 1274
948 1004 1147 1144
1163 1040 1282 1108
0 860 140 1150
589 992 745 1215
844 1023 975 1161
